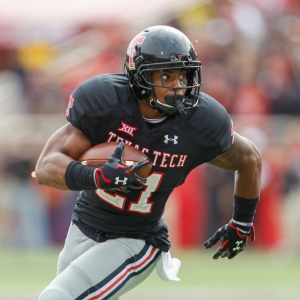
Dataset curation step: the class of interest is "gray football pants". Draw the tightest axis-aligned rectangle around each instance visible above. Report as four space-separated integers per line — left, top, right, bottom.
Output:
39 223 161 300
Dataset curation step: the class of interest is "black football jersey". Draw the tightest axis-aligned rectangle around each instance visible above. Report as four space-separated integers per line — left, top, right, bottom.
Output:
66 74 234 251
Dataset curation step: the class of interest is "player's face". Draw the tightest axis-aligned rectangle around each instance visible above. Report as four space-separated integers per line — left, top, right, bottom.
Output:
150 69 187 104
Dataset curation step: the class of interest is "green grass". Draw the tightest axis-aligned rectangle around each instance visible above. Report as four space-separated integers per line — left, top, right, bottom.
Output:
1 247 300 299
0 247 58 293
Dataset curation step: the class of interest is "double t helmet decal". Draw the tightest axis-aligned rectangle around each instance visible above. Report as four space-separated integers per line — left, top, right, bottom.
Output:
127 36 146 70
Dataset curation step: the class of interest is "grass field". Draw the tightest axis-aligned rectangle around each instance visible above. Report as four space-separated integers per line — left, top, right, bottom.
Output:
0 247 300 299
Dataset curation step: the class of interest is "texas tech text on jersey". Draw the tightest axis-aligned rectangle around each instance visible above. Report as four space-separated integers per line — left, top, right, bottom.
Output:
107 131 188 168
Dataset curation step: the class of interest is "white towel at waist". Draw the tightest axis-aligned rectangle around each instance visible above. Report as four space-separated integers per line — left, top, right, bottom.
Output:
156 251 181 281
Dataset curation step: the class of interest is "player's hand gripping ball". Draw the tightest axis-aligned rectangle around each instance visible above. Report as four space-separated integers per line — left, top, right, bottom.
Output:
79 142 152 193
204 221 255 259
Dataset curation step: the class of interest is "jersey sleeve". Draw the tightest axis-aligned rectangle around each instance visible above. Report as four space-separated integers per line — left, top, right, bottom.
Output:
205 109 233 162
65 74 131 140
187 92 234 162
65 79 95 139
65 75 113 140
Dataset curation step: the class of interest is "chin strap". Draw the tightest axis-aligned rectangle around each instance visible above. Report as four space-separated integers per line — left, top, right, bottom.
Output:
149 99 169 115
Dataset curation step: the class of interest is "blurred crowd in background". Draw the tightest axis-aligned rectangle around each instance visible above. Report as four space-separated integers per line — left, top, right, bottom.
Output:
0 0 300 255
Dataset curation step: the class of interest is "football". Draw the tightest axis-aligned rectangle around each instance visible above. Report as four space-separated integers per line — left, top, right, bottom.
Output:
78 142 152 178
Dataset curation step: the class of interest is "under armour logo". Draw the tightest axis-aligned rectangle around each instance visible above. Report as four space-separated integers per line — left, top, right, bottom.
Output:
233 240 243 251
117 121 138 137
164 135 178 144
115 177 128 185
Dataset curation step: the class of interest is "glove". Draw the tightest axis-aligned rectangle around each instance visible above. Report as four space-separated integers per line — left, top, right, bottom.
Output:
204 220 255 259
94 142 151 193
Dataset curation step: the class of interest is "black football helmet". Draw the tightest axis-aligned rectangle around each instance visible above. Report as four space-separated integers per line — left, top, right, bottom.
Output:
125 25 202 116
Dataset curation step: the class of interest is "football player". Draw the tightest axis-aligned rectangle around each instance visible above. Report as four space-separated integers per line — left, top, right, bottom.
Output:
36 25 261 299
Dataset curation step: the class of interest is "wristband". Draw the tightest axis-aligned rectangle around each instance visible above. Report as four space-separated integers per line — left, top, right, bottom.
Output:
232 194 259 223
231 219 253 227
65 161 98 191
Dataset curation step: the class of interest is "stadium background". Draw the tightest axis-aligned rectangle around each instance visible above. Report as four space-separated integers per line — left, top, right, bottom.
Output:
0 0 300 299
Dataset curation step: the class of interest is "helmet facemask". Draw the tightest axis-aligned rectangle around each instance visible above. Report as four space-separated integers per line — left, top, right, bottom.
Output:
134 61 201 116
